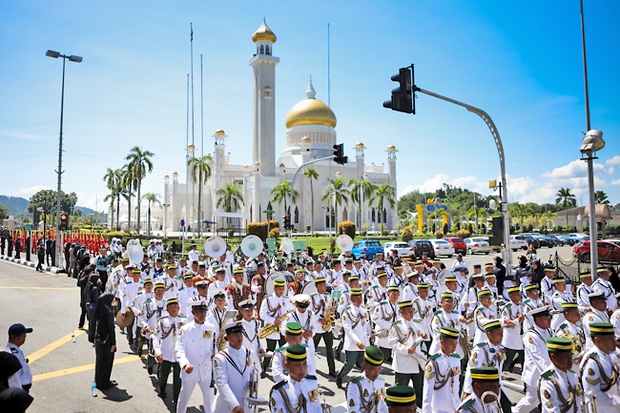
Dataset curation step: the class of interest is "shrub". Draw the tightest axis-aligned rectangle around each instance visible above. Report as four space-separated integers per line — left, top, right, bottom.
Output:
401 226 413 243
434 230 444 238
268 227 280 238
456 229 471 239
338 220 356 240
247 222 269 241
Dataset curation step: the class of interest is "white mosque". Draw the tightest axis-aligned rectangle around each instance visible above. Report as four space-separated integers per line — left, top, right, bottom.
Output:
159 20 398 235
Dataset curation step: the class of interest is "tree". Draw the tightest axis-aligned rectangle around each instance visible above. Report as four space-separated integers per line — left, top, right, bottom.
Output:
369 181 396 232
322 176 351 231
103 167 127 230
119 165 135 231
188 154 213 236
27 189 78 227
216 183 244 213
349 178 376 230
0 205 10 220
141 192 161 236
594 190 609 204
303 168 319 233
271 181 299 222
125 147 155 234
556 187 577 228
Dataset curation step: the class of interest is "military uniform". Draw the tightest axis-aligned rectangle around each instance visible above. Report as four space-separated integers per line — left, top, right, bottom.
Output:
337 292 371 383
421 352 461 413
272 343 316 383
583 308 610 350
260 289 293 373
592 276 617 311
371 299 399 361
501 299 524 371
310 280 336 375
538 365 583 413
153 311 186 402
345 375 388 413
429 309 465 358
388 314 425 406
212 345 254 412
269 375 322 413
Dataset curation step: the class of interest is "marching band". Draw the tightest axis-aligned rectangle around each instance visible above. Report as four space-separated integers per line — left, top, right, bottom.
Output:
95 234 620 413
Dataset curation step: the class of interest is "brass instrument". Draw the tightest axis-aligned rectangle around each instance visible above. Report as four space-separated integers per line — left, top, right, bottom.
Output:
480 391 502 413
248 367 269 411
215 310 239 351
323 296 336 332
459 328 471 360
318 385 332 413
258 310 295 339
582 387 598 413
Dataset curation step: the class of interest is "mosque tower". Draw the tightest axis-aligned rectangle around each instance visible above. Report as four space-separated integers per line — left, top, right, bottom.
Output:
250 19 279 176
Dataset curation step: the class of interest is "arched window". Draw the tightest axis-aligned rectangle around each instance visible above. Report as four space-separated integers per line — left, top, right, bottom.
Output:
342 207 348 221
265 45 270 55
260 45 264 55
294 206 299 224
264 86 272 99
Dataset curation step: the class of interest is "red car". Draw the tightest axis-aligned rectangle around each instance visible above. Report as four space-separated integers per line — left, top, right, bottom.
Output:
573 240 620 262
444 237 467 255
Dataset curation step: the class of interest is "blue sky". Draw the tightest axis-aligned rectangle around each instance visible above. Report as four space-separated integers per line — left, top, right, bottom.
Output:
0 0 618 212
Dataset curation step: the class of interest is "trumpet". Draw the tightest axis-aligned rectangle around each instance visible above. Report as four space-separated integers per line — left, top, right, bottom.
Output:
258 310 295 339
480 391 502 413
582 387 598 413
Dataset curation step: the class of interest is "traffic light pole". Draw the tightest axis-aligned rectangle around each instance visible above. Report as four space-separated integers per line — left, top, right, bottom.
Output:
415 87 512 272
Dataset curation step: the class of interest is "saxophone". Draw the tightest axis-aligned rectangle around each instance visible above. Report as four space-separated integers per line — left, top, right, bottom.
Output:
258 310 295 339
323 295 336 332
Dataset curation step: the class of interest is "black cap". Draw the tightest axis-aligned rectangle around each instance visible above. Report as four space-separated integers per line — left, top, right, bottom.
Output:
8 323 33 337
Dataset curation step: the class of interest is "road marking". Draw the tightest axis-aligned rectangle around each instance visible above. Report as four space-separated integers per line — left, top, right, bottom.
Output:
32 355 142 382
0 286 75 290
29 331 86 364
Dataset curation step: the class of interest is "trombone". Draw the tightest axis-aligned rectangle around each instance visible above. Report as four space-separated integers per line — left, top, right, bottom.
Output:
480 391 502 413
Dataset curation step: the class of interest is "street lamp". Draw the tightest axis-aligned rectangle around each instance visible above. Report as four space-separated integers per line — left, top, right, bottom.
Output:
46 49 82 270
580 129 604 269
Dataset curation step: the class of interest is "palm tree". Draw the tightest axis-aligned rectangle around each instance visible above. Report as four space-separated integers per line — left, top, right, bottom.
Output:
556 187 577 227
118 165 135 231
369 182 396 233
216 182 245 213
303 168 319 232
509 202 527 231
188 154 213 236
594 190 609 204
125 147 155 234
322 176 351 231
271 181 299 223
103 167 126 230
141 192 161 236
349 177 376 229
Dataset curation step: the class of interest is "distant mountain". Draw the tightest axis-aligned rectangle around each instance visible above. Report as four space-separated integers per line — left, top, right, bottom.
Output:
0 195 97 218
74 206 95 216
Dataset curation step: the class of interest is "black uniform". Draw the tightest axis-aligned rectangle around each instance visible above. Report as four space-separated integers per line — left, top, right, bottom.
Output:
89 293 117 390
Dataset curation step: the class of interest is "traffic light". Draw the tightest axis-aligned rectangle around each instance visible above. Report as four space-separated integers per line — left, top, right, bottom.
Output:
383 65 415 114
59 212 69 230
283 215 291 230
332 143 348 165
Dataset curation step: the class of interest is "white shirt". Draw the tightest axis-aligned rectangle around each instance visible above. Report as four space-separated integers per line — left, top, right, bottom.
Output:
3 343 31 387
175 319 216 383
212 346 253 412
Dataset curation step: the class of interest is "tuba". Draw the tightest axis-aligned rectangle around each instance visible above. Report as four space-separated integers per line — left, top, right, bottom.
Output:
204 236 227 259
126 239 144 266
582 387 598 413
336 234 353 252
480 391 502 413
241 235 263 259
280 237 294 255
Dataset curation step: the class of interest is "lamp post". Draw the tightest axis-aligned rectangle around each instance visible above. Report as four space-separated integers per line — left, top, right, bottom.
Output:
580 130 604 269
46 50 82 270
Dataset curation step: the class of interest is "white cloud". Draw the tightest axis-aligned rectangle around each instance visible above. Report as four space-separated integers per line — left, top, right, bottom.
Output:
606 155 620 166
612 179 620 186
16 185 49 197
0 131 43 141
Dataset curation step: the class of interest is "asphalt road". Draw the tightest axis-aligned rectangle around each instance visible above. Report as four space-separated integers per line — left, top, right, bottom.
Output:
1 246 576 412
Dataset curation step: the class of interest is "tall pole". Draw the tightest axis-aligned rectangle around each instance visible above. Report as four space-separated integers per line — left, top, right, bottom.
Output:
580 0 597 270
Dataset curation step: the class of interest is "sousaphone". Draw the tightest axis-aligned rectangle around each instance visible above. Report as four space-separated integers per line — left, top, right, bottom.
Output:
280 237 294 255
126 239 144 265
241 235 263 259
301 281 317 295
204 236 227 259
336 234 354 252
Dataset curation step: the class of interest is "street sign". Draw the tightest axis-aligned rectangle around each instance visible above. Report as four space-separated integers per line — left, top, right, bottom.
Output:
24 224 32 231
180 219 185 227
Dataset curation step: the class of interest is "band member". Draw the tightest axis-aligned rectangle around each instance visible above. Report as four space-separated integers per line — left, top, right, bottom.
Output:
153 298 186 403
289 294 315 350
592 267 618 312
412 283 433 349
422 326 462 413
175 298 217 413
337 288 371 389
177 274 196 318
401 272 420 302
227 268 251 310
579 322 620 410
238 299 263 372
576 271 593 313
372 285 400 364
368 271 388 306
311 277 337 377
501 286 525 373
251 262 268 311
212 321 254 413
583 292 610 350
208 290 231 354
429 293 466 358
463 320 512 413
272 322 317 383
386 385 417 413
389 300 427 407
522 284 544 331
345 346 388 413
456 367 501 413
269 344 322 413
513 306 554 413
259 278 293 377
540 265 557 305
288 269 305 296
473 289 501 345
554 302 586 370
538 337 583 413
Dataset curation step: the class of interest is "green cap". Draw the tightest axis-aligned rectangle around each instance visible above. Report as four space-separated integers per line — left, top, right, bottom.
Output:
470 366 499 382
546 337 573 352
285 322 302 336
440 326 459 339
589 322 614 336
285 344 307 361
386 385 416 407
363 346 384 366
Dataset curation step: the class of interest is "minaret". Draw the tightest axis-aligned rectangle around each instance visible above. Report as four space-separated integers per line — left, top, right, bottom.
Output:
250 19 279 176
387 145 398 229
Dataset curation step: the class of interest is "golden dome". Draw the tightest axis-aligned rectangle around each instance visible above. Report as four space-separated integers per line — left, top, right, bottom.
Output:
387 145 396 150
286 98 337 128
301 136 310 143
252 19 277 43
215 129 225 135
355 142 364 148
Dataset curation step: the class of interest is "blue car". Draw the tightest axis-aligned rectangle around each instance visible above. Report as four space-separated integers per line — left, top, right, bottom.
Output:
351 239 383 259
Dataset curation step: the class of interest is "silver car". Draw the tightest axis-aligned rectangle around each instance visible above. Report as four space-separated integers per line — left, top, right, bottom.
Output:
464 237 491 255
383 241 413 258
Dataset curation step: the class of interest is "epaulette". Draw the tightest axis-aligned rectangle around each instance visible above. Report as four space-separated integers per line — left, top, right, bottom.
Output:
559 323 567 329
10 348 18 354
343 305 351 311
305 374 317 380
272 380 287 390
450 353 461 358
379 300 388 305
430 353 441 360
477 342 487 347
391 320 401 326
179 286 185 291
590 352 599 358
505 303 512 308
458 398 475 411
411 318 421 323
310 292 318 298
451 310 459 314
372 285 380 289
541 369 554 379
524 298 531 304
434 310 442 315
179 314 187 319
275 346 286 353
351 376 363 383
569 369 576 374
159 315 169 320
145 298 152 303
301 343 309 348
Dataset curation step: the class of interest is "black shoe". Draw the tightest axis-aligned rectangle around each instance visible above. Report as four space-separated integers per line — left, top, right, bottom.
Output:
260 372 267 379
109 380 118 386
336 377 343 389
158 392 167 399
328 370 337 378
147 365 153 374
136 347 143 357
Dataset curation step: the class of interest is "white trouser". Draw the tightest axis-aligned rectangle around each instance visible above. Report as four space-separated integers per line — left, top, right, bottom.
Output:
176 379 213 413
512 385 539 413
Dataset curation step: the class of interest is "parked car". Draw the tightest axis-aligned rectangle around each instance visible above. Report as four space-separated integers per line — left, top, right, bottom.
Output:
464 237 491 255
430 239 456 257
566 233 589 243
573 240 620 263
509 235 528 251
407 239 435 259
444 237 467 255
351 239 383 259
514 233 541 249
383 241 412 258
548 234 571 246
528 233 555 248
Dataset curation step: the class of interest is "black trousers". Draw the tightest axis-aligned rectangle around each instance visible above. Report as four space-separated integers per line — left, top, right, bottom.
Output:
159 360 181 402
337 350 364 379
395 372 424 407
36 253 45 271
503 348 524 371
79 303 87 328
313 331 335 372
98 270 108 289
95 342 115 388
263 337 286 372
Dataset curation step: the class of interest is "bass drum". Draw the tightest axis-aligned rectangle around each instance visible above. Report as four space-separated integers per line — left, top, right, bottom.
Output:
436 269 453 286
301 281 317 296
264 271 288 296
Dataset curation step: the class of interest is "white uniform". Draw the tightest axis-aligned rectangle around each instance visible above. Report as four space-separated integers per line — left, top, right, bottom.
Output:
259 294 294 341
269 375 322 413
422 352 461 413
513 325 553 413
455 394 484 413
555 321 586 369
577 283 593 312
541 277 556 304
412 295 433 339
177 286 196 317
463 341 507 396
583 309 610 350
473 305 499 345
538 364 583 413
3 343 31 388
163 276 183 301
153 314 187 362
579 346 620 410
212 346 253 412
288 310 316 351
341 304 371 351
272 343 316 383
345 374 388 413
372 300 399 349
389 318 425 374
241 318 262 371
593 278 618 311
501 301 524 352
175 319 216 413
429 310 466 358
401 282 418 301
522 297 544 331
